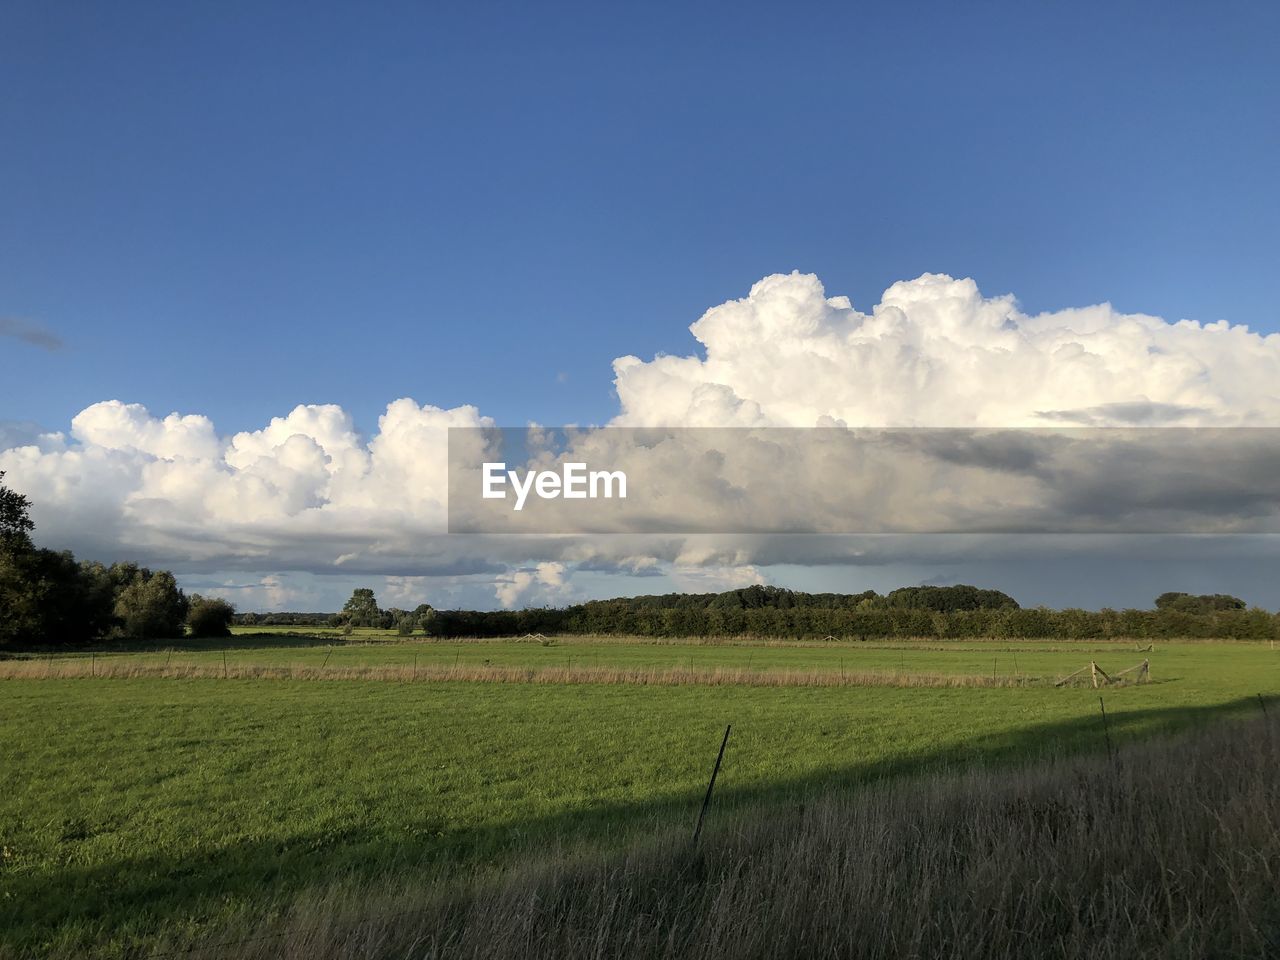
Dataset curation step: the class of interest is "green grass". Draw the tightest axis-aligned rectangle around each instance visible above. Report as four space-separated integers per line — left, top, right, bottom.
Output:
1 638 1276 957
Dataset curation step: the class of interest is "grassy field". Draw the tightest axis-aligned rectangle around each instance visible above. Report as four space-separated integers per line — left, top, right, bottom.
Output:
218 715 1280 960
1 635 1276 957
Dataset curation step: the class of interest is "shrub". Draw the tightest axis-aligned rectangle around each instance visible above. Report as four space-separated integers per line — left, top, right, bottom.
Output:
187 595 235 638
113 570 188 639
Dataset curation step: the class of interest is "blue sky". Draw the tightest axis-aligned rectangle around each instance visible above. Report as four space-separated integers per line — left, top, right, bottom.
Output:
3 0 1279 436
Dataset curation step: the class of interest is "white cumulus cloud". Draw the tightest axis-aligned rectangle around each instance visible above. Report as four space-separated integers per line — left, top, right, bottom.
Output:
612 272 1280 428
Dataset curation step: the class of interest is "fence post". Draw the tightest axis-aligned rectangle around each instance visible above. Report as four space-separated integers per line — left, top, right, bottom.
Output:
1091 661 1098 688
1099 696 1114 763
222 649 228 679
692 724 732 847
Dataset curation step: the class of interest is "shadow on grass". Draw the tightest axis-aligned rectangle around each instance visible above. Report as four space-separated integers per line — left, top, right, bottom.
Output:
3 694 1272 956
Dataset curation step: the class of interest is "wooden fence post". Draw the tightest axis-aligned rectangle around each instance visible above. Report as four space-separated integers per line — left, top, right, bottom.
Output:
1099 696 1114 763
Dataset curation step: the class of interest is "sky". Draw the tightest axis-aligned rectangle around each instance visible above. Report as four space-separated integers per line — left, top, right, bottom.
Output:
3 1 1280 611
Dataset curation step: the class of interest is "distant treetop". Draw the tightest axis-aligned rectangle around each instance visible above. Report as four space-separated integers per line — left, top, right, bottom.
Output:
1154 592 1247 615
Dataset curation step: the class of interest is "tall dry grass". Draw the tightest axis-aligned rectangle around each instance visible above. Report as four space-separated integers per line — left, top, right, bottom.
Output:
152 713 1279 960
0 658 1053 689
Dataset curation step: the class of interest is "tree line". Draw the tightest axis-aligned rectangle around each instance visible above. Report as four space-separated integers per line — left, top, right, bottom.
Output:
428 600 1279 640
0 472 234 646
336 582 1277 641
233 593 438 634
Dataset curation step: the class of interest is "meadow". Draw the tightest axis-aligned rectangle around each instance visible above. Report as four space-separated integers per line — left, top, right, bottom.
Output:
1 633 1276 958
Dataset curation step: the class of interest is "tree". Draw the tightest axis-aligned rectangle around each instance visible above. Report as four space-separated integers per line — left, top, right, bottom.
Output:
341 588 381 627
0 548 117 647
0 474 202 646
413 603 437 636
113 570 189 639
0 472 115 646
1155 592 1247 614
187 594 236 638
0 471 34 550
884 585 1019 612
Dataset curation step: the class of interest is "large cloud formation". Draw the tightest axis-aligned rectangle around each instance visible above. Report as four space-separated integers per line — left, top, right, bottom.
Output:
4 272 1280 607
0 398 489 569
612 272 1280 428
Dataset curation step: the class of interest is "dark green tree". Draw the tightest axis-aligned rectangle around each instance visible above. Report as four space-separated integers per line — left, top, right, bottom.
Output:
885 585 1019 612
0 471 34 549
1155 592 1247 614
187 594 236 638
0 473 117 646
341 588 381 627
0 549 118 647
113 570 189 639
413 603 437 635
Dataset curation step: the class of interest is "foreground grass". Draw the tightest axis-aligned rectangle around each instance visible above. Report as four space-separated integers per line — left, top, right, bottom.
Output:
210 714 1280 960
1 639 1276 956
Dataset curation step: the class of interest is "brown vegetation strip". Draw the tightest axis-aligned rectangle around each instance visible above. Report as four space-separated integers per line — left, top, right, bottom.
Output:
0 660 1050 689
